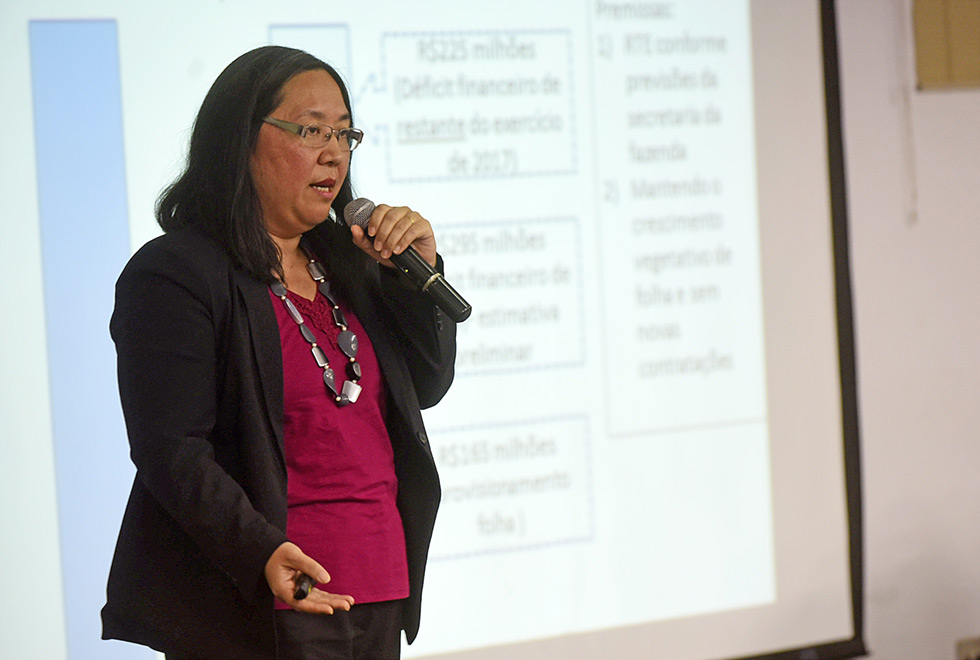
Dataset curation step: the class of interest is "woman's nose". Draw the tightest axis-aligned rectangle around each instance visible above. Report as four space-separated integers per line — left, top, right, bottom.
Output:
317 137 343 164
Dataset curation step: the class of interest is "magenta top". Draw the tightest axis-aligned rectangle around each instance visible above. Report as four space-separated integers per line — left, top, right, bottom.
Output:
269 287 409 607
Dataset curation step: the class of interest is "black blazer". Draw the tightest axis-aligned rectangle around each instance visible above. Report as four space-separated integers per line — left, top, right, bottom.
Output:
101 228 455 658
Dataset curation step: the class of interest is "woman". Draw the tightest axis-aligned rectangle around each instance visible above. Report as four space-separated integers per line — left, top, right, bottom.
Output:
101 46 455 660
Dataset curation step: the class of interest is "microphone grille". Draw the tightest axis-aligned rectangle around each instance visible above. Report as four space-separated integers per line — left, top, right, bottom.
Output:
343 198 375 230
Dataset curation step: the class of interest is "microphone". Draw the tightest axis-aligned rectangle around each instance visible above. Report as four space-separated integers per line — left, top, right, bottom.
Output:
344 198 472 323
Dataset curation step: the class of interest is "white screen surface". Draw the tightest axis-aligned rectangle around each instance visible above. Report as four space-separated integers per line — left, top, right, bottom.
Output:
0 2 857 660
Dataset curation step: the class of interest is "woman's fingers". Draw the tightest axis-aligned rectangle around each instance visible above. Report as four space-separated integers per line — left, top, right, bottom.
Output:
290 587 356 615
354 204 437 267
370 207 424 254
264 542 330 605
263 542 357 615
350 223 394 269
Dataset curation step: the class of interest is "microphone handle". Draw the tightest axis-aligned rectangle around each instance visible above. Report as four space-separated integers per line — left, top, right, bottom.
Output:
391 246 472 323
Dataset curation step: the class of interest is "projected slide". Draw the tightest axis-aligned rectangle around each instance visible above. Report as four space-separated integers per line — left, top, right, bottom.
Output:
0 2 857 660
402 7 775 654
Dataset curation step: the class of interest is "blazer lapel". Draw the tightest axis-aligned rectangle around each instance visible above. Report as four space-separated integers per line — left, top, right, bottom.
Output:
234 270 285 462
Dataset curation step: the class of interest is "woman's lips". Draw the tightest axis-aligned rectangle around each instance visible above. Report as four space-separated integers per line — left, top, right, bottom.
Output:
310 177 336 197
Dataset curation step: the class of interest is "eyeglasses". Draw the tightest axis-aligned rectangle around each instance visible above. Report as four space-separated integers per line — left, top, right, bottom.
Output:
262 117 364 152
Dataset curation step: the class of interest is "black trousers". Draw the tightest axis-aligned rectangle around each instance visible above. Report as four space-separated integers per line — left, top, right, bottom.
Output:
275 600 403 660
164 600 403 660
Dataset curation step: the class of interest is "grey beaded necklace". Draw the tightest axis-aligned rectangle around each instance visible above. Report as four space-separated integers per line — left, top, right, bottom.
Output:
269 251 362 407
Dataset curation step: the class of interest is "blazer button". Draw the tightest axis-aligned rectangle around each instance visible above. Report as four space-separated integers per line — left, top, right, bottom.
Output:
417 431 428 445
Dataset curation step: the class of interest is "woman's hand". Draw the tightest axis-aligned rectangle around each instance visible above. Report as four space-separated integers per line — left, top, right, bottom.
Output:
264 541 355 614
349 204 437 269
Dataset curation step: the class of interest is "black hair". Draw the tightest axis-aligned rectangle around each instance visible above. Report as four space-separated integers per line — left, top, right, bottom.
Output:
156 45 368 287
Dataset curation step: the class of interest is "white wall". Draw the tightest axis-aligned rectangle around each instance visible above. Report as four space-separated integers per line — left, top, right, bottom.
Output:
837 2 980 659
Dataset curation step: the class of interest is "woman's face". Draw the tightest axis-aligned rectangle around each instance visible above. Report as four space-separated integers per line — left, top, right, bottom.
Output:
251 69 350 240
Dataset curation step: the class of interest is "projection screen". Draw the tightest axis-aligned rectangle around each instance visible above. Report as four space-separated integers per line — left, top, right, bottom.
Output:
0 1 865 659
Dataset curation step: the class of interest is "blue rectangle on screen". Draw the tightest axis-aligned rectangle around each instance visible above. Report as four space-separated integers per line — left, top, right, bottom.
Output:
30 19 147 660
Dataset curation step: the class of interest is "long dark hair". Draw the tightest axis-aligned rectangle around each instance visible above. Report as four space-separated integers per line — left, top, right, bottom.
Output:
157 45 368 286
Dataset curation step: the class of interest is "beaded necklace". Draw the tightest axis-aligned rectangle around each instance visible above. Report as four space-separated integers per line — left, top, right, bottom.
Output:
269 250 362 407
